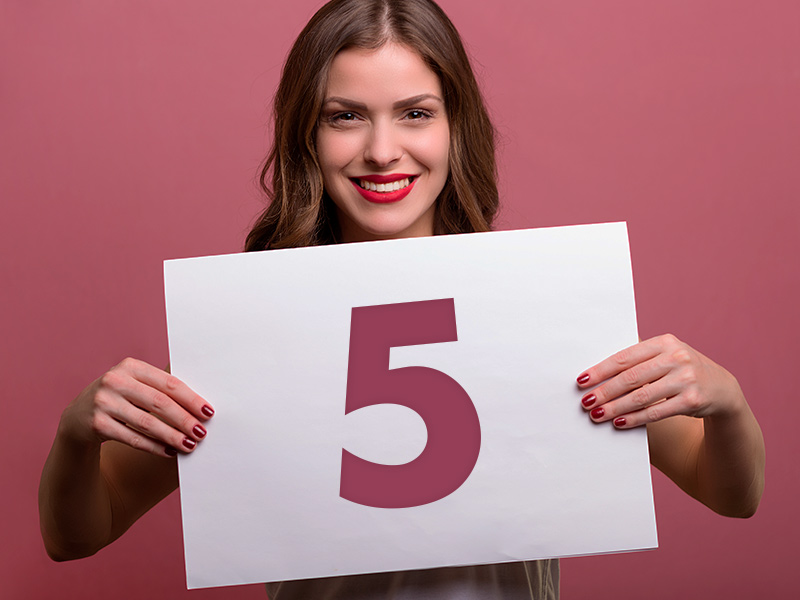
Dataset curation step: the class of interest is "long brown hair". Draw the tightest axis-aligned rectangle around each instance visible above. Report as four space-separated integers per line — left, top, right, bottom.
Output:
244 0 498 251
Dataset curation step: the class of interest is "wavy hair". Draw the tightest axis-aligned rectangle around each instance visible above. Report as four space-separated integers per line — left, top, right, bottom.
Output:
244 0 498 251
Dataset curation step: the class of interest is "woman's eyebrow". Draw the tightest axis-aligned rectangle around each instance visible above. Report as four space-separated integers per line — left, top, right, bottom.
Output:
392 93 444 108
322 96 368 110
322 93 444 110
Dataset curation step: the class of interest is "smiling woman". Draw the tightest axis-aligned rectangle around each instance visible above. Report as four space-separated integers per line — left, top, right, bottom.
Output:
316 43 451 242
243 0 498 251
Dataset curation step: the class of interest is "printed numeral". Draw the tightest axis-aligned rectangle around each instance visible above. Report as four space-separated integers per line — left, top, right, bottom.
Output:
340 299 481 508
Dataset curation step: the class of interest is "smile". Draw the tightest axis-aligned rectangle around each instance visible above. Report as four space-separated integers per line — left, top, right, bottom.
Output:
350 175 418 204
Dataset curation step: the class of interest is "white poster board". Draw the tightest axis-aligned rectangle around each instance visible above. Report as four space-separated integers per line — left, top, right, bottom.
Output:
164 222 657 589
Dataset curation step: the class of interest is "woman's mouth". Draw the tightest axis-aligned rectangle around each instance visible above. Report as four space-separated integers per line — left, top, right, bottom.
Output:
356 177 412 192
350 175 417 203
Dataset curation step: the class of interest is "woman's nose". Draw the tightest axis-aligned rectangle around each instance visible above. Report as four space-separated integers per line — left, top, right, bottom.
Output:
363 122 402 166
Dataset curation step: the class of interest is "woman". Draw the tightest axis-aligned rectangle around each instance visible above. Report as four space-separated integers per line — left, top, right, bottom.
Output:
39 1 765 598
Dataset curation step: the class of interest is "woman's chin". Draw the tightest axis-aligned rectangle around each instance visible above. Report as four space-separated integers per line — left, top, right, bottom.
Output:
341 225 433 243
337 210 436 243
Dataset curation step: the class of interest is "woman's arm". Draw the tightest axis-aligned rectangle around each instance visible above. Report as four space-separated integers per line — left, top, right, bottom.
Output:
576 334 765 518
38 358 213 560
39 438 179 560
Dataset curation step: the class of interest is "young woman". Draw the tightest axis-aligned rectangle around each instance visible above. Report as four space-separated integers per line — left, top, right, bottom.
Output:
39 1 765 598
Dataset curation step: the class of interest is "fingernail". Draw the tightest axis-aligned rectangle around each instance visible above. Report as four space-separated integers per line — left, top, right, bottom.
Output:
577 373 590 385
201 405 215 418
165 446 178 457
182 437 197 450
581 394 596 408
614 417 627 427
193 425 207 439
590 407 605 420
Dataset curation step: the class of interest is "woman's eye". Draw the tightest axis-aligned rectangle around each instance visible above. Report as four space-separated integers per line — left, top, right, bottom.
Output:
406 110 431 120
323 111 359 126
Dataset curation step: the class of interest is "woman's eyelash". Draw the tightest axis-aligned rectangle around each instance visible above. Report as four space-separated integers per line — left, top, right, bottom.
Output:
328 111 359 123
405 109 434 120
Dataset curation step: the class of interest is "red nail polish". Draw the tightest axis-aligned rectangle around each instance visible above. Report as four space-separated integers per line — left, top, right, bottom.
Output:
591 407 605 419
577 373 590 385
193 425 207 439
201 405 215 418
165 446 178 457
581 394 596 408
182 437 197 450
614 417 627 427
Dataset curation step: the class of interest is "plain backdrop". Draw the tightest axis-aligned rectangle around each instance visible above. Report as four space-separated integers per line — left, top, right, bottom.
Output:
2 0 798 598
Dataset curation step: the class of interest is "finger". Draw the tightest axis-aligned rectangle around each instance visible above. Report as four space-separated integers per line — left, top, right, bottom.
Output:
580 354 672 411
114 358 215 420
101 387 202 453
608 393 696 429
99 365 208 444
93 411 180 458
576 335 677 388
585 375 682 424
119 376 208 443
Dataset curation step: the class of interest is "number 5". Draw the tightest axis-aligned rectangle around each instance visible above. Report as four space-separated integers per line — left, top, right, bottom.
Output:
340 298 481 509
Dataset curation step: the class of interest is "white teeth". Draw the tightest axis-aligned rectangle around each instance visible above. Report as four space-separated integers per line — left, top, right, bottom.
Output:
359 177 411 192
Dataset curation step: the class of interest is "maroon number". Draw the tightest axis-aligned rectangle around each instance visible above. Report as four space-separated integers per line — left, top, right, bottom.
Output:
340 298 481 508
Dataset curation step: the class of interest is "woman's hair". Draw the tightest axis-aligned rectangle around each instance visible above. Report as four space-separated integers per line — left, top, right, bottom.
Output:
244 0 498 251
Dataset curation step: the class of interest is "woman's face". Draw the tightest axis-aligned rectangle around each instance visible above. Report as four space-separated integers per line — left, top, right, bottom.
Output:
316 43 450 243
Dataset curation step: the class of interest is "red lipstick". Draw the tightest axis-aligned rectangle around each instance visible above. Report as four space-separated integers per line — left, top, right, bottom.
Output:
351 174 417 204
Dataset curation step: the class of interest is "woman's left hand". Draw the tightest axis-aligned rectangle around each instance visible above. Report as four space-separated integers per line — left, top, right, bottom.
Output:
576 333 745 429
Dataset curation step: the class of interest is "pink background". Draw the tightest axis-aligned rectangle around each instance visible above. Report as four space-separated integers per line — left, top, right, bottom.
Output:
2 0 798 598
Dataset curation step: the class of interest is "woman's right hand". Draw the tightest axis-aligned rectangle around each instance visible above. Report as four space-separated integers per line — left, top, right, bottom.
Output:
59 357 214 457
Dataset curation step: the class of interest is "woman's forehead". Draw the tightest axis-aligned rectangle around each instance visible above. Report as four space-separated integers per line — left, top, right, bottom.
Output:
324 43 442 102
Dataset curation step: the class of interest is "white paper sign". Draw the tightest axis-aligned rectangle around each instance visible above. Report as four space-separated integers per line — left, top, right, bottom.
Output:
164 223 657 590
